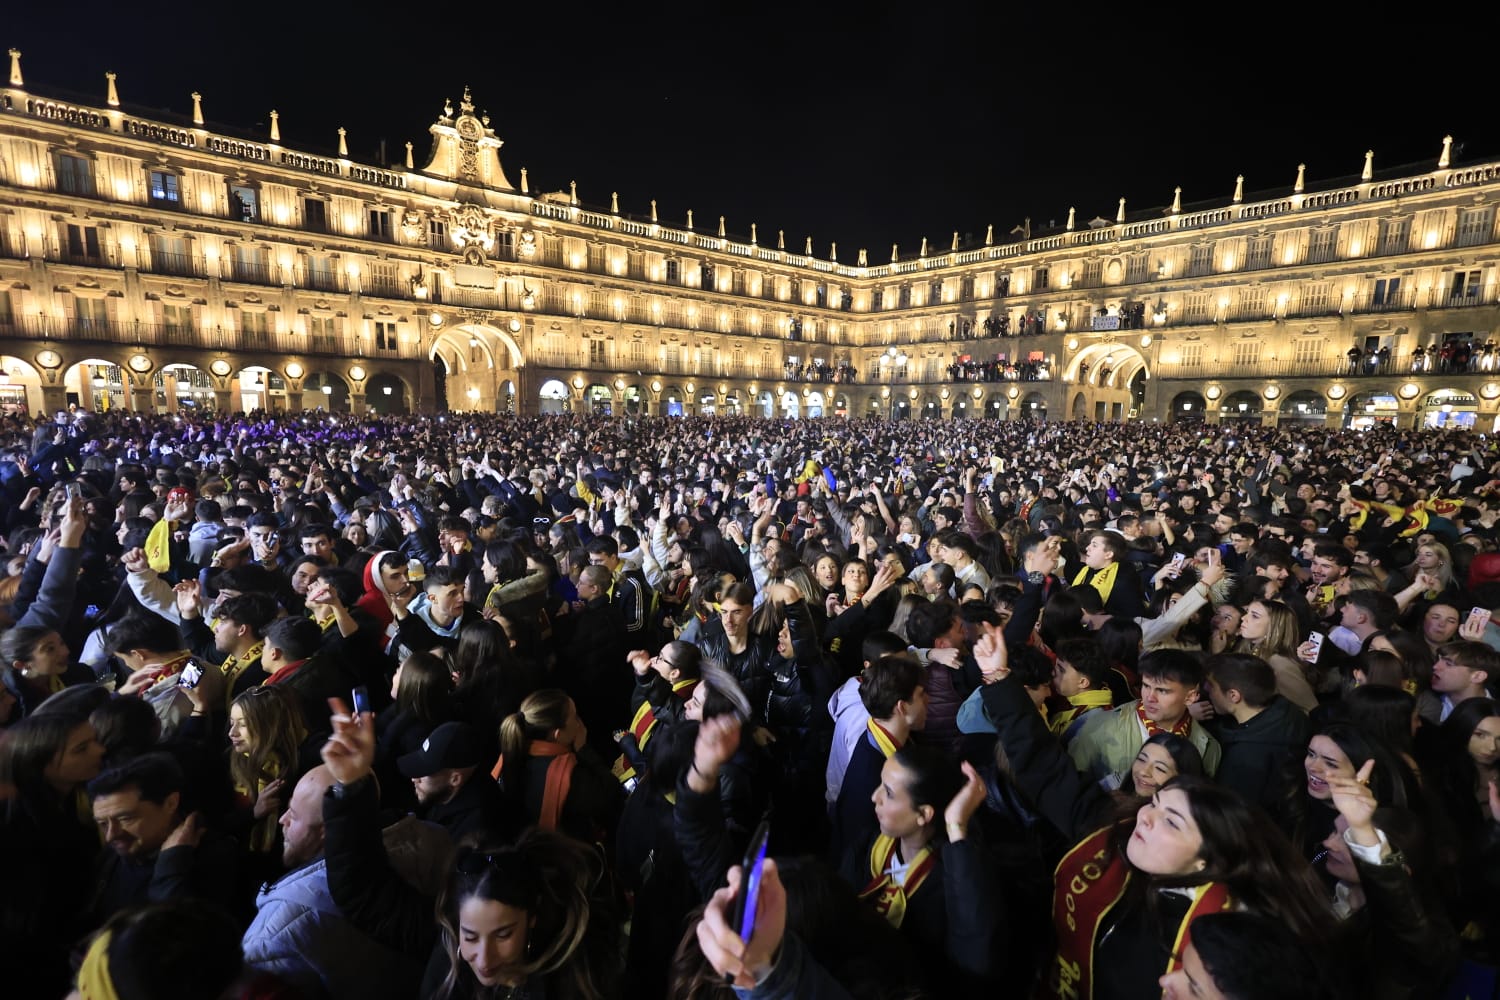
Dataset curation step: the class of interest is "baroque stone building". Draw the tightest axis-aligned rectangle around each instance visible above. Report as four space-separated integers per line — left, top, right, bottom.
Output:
2 50 1498 428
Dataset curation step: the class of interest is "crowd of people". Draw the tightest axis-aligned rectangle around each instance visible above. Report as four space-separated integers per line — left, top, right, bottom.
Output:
1 404 1498 1000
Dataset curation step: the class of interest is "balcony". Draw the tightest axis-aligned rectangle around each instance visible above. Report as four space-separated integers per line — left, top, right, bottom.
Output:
1153 355 1500 381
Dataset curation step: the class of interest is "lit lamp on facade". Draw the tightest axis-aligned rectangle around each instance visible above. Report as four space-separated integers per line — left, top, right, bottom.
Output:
650 379 662 393
572 374 585 390
349 365 365 383
285 362 304 380
321 385 333 396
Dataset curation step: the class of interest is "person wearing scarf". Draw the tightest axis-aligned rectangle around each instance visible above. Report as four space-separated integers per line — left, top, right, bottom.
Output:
842 743 1000 994
1067 650 1222 791
1048 638 1116 747
1073 531 1145 618
831 654 928 862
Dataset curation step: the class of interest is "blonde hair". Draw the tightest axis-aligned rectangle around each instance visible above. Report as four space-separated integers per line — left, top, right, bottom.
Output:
228 685 306 794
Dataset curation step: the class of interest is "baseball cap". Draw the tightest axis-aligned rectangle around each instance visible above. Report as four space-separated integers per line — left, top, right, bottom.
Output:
398 722 485 778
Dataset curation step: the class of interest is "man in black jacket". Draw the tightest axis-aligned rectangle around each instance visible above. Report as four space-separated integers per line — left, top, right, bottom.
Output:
1203 653 1310 815
86 752 240 927
397 721 511 843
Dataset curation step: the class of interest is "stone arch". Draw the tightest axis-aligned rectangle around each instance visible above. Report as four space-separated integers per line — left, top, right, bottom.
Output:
1021 391 1048 419
1279 389 1326 424
367 371 413 414
0 356 43 416
1220 390 1262 421
63 358 128 413
1170 390 1206 422
1071 391 1088 420
1064 342 1150 386
538 378 570 415
303 371 351 412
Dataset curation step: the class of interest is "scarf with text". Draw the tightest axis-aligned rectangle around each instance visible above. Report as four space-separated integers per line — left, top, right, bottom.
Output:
1073 561 1119 604
1051 826 1232 1000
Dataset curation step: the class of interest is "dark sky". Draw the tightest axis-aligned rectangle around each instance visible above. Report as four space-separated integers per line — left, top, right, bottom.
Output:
10 6 1498 258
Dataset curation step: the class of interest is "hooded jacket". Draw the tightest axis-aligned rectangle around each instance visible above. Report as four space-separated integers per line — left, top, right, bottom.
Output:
356 549 402 633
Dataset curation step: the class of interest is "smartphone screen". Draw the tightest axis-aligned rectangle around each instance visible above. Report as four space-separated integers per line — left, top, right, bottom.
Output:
178 661 203 689
351 686 371 716
734 820 770 941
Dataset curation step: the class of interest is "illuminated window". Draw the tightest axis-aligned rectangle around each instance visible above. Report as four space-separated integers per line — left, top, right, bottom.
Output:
1450 269 1483 301
1380 218 1408 255
871 289 884 311
1033 268 1050 291
1457 208 1493 248
665 259 680 284
229 184 258 222
589 339 607 365
148 170 180 205
429 218 449 248
1308 227 1337 264
1188 245 1212 276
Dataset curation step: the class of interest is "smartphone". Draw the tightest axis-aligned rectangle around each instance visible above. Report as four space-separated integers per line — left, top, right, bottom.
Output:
84 604 100 619
65 482 82 501
732 819 771 942
178 660 204 690
1171 552 1186 566
1469 607 1493 631
1305 632 1325 660
351 685 371 716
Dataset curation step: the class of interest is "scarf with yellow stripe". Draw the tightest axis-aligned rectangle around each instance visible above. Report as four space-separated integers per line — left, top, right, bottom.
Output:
218 641 264 711
611 678 699 784
1073 561 1119 604
1048 689 1113 738
859 834 937 928
866 718 902 758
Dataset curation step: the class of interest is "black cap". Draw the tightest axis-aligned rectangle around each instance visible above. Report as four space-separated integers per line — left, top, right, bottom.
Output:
397 722 485 777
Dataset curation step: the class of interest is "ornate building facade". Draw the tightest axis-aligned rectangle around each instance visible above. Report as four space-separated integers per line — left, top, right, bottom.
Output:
2 51 1499 428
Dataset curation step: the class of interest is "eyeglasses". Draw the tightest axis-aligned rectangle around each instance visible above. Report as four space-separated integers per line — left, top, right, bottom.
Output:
455 851 510 876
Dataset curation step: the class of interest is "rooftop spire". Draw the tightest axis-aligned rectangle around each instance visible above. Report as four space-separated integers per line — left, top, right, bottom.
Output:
1233 175 1243 203
191 92 203 126
8 49 21 87
858 248 868 266
611 191 619 215
1066 207 1075 231
269 110 280 142
1294 163 1305 193
405 142 413 169
1439 135 1453 169
105 72 119 107
1171 187 1181 214
338 127 347 157
984 224 993 245
1116 198 1126 224
718 215 726 237
1361 150 1373 181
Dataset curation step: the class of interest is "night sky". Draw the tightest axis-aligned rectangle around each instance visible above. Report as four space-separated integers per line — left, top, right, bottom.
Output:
8 6 1498 259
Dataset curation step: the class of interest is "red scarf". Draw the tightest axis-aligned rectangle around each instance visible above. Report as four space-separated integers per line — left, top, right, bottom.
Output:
1135 700 1192 739
866 719 902 759
528 740 577 832
263 658 309 687
1050 826 1231 999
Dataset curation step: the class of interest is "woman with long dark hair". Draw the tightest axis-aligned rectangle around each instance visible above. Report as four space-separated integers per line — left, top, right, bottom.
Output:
425 834 622 999
970 625 1329 999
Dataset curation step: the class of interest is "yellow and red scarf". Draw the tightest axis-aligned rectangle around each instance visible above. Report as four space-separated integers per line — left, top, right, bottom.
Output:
866 718 902 759
859 834 937 929
1051 826 1232 1000
1049 690 1114 739
1136 700 1192 739
612 678 699 784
